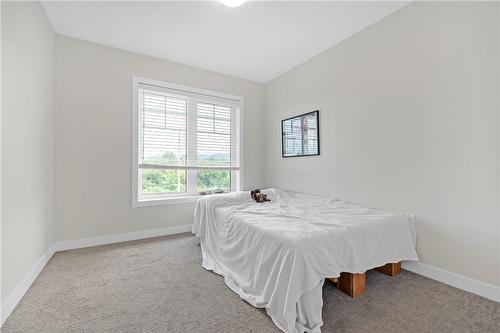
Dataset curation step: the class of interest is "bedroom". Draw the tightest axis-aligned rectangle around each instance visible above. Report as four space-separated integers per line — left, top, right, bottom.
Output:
1 0 499 332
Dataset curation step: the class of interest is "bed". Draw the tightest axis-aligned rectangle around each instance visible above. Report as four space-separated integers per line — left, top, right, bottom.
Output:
192 188 418 333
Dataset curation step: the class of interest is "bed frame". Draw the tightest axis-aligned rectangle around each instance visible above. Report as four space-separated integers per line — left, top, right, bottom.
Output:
328 262 401 298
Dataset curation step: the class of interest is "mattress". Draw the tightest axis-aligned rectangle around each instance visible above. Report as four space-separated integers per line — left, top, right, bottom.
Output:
192 188 418 333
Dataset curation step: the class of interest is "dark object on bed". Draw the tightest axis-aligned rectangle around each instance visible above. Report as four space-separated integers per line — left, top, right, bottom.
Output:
250 189 270 203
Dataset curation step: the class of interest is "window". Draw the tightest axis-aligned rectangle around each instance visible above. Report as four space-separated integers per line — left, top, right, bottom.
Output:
132 77 242 206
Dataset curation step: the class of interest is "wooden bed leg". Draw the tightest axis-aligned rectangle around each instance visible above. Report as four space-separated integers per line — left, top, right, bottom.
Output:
329 272 366 298
375 262 401 277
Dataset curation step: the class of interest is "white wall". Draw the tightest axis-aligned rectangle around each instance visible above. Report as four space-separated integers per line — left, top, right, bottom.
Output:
264 1 500 287
2 0 498 308
55 36 265 241
1 1 55 303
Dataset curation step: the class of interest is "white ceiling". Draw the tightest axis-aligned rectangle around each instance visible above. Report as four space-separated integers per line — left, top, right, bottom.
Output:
41 1 408 83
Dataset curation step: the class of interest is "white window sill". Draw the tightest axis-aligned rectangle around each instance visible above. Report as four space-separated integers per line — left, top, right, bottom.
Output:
133 195 201 207
133 191 235 208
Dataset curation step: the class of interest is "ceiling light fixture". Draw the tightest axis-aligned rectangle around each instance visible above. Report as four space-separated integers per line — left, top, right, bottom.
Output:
219 0 248 8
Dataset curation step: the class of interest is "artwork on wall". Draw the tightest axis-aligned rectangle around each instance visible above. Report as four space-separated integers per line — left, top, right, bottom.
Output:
281 110 320 158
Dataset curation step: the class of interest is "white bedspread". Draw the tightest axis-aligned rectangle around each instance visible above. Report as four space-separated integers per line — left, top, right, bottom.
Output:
192 188 418 333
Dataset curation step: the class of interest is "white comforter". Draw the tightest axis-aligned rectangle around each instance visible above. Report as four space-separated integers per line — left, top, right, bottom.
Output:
192 188 418 333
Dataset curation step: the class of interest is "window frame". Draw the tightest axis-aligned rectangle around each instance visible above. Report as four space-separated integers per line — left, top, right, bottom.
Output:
281 110 320 158
131 76 244 207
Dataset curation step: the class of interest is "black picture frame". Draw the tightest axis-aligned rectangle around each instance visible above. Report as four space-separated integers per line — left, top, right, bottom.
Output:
281 110 320 158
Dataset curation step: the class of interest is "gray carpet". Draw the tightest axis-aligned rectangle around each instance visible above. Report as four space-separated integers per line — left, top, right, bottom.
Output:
3 233 500 333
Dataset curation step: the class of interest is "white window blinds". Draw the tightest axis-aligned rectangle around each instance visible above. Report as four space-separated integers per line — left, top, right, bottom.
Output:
196 102 240 168
134 78 242 203
138 84 240 169
141 89 187 166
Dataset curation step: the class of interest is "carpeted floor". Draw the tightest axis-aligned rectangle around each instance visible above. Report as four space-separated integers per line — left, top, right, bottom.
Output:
3 233 500 333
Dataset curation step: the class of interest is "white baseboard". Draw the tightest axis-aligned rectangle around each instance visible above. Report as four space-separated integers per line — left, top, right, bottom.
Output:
1 244 56 326
54 224 193 252
402 261 500 303
1 223 193 327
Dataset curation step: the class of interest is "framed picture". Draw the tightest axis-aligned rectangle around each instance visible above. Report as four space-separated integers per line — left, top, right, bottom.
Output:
281 110 320 158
